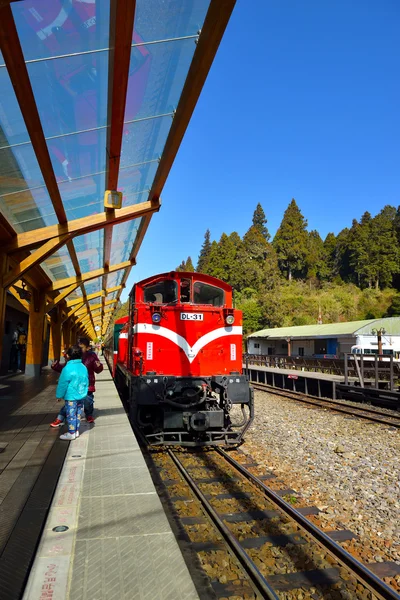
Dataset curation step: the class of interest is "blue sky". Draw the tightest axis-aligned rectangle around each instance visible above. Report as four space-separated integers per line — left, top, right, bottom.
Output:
122 0 399 301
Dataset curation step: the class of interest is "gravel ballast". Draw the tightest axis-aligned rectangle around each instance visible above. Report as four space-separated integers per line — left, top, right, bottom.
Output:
243 391 400 590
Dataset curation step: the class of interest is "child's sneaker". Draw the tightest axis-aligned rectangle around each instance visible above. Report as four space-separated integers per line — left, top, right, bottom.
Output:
60 432 76 440
50 418 64 428
86 416 95 424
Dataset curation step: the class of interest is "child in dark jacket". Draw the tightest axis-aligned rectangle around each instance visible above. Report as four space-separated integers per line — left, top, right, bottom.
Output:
56 345 88 441
51 337 103 427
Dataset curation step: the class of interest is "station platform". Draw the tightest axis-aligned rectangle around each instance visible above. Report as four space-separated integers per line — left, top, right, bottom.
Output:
0 361 199 600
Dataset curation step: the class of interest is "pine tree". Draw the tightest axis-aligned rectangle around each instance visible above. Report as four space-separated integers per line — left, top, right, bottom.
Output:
185 256 195 272
272 199 308 280
323 233 337 281
368 206 399 289
306 230 327 280
197 229 212 273
252 203 270 240
175 260 186 272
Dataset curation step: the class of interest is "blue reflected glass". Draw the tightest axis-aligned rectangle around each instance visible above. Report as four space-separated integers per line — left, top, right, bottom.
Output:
134 0 210 43
118 161 158 202
120 115 171 169
84 276 102 296
42 246 76 281
27 51 109 139
11 0 110 62
61 172 105 220
110 220 140 267
125 38 196 122
106 271 124 289
0 68 29 145
0 186 57 232
48 128 106 183
73 229 104 274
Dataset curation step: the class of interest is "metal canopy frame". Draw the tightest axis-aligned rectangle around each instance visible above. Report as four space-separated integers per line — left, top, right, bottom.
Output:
0 0 236 352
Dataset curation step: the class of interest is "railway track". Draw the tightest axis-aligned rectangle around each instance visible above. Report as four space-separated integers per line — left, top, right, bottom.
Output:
151 448 400 600
252 382 400 428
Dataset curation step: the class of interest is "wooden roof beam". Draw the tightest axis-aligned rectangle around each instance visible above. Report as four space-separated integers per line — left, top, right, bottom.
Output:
47 260 134 292
2 234 71 289
2 200 160 254
102 0 137 319
66 286 122 307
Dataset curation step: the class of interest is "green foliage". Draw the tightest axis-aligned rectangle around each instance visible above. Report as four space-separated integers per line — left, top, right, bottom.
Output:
197 229 211 273
273 199 309 280
176 256 195 272
174 201 400 335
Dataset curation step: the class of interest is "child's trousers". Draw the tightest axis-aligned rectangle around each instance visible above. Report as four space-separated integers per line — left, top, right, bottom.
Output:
65 400 84 434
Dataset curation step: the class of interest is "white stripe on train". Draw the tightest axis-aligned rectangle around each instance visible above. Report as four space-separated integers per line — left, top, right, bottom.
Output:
129 324 242 364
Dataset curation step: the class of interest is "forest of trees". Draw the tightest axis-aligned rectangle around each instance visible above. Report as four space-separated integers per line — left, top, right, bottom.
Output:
175 200 400 334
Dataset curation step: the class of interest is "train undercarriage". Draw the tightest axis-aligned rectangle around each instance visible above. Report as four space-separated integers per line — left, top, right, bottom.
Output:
115 365 254 446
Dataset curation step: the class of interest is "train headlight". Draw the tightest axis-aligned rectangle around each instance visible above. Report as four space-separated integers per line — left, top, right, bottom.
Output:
225 314 235 325
152 312 162 324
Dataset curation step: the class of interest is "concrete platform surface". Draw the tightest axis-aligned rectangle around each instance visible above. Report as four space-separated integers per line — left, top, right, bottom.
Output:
23 361 199 600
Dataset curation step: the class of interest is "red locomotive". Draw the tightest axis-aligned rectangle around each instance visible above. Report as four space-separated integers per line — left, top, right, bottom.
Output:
107 272 254 446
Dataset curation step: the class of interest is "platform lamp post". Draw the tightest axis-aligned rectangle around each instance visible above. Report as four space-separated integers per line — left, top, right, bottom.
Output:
371 327 385 355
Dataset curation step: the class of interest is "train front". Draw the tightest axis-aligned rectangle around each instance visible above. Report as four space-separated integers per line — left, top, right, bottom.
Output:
121 272 253 446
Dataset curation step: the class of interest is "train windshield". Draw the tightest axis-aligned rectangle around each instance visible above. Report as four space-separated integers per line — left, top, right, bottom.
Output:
143 279 178 304
193 282 224 306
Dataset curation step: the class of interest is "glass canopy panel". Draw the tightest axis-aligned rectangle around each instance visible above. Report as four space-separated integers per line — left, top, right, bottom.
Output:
0 68 30 146
84 277 102 296
106 271 124 290
120 115 172 169
11 0 110 62
0 186 57 233
0 143 45 196
124 37 196 122
26 50 109 139
47 128 107 186
41 245 78 281
89 297 101 306
107 291 119 301
73 229 104 274
109 220 140 267
118 161 158 203
134 0 210 43
61 172 105 221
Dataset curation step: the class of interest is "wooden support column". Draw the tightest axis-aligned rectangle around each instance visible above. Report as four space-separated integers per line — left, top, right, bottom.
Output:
25 289 46 377
0 254 8 368
48 307 62 365
62 320 71 350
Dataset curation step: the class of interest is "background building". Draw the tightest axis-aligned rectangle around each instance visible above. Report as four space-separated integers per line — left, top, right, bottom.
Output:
247 318 400 358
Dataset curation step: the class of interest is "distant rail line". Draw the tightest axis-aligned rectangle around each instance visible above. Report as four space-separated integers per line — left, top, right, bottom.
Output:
252 382 400 428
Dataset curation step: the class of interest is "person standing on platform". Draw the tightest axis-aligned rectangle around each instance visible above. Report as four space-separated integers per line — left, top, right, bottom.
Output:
56 345 88 441
50 336 103 427
9 322 26 373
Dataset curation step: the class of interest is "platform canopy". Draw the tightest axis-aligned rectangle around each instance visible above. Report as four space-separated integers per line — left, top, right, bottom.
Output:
0 0 234 346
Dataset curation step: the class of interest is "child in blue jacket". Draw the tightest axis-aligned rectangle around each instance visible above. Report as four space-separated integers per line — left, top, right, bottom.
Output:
56 345 89 441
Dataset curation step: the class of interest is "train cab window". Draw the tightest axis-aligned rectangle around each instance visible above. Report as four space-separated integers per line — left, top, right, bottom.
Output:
193 281 224 306
143 280 177 304
180 279 191 303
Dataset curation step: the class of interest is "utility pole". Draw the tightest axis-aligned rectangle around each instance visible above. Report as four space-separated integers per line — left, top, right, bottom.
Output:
371 327 386 355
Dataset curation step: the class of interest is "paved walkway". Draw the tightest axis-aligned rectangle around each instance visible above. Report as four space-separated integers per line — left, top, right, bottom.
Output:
23 361 199 600
0 369 67 600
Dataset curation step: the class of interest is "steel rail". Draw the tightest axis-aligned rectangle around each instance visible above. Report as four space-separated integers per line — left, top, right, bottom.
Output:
218 448 400 600
168 450 279 600
252 382 400 428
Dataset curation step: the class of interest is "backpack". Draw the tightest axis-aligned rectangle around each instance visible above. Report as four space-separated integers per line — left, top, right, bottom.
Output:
17 332 27 346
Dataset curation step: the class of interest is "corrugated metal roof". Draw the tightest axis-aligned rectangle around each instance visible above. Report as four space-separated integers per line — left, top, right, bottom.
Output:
248 318 400 339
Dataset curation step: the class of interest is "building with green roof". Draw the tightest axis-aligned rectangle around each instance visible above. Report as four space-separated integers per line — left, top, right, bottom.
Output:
247 318 400 358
